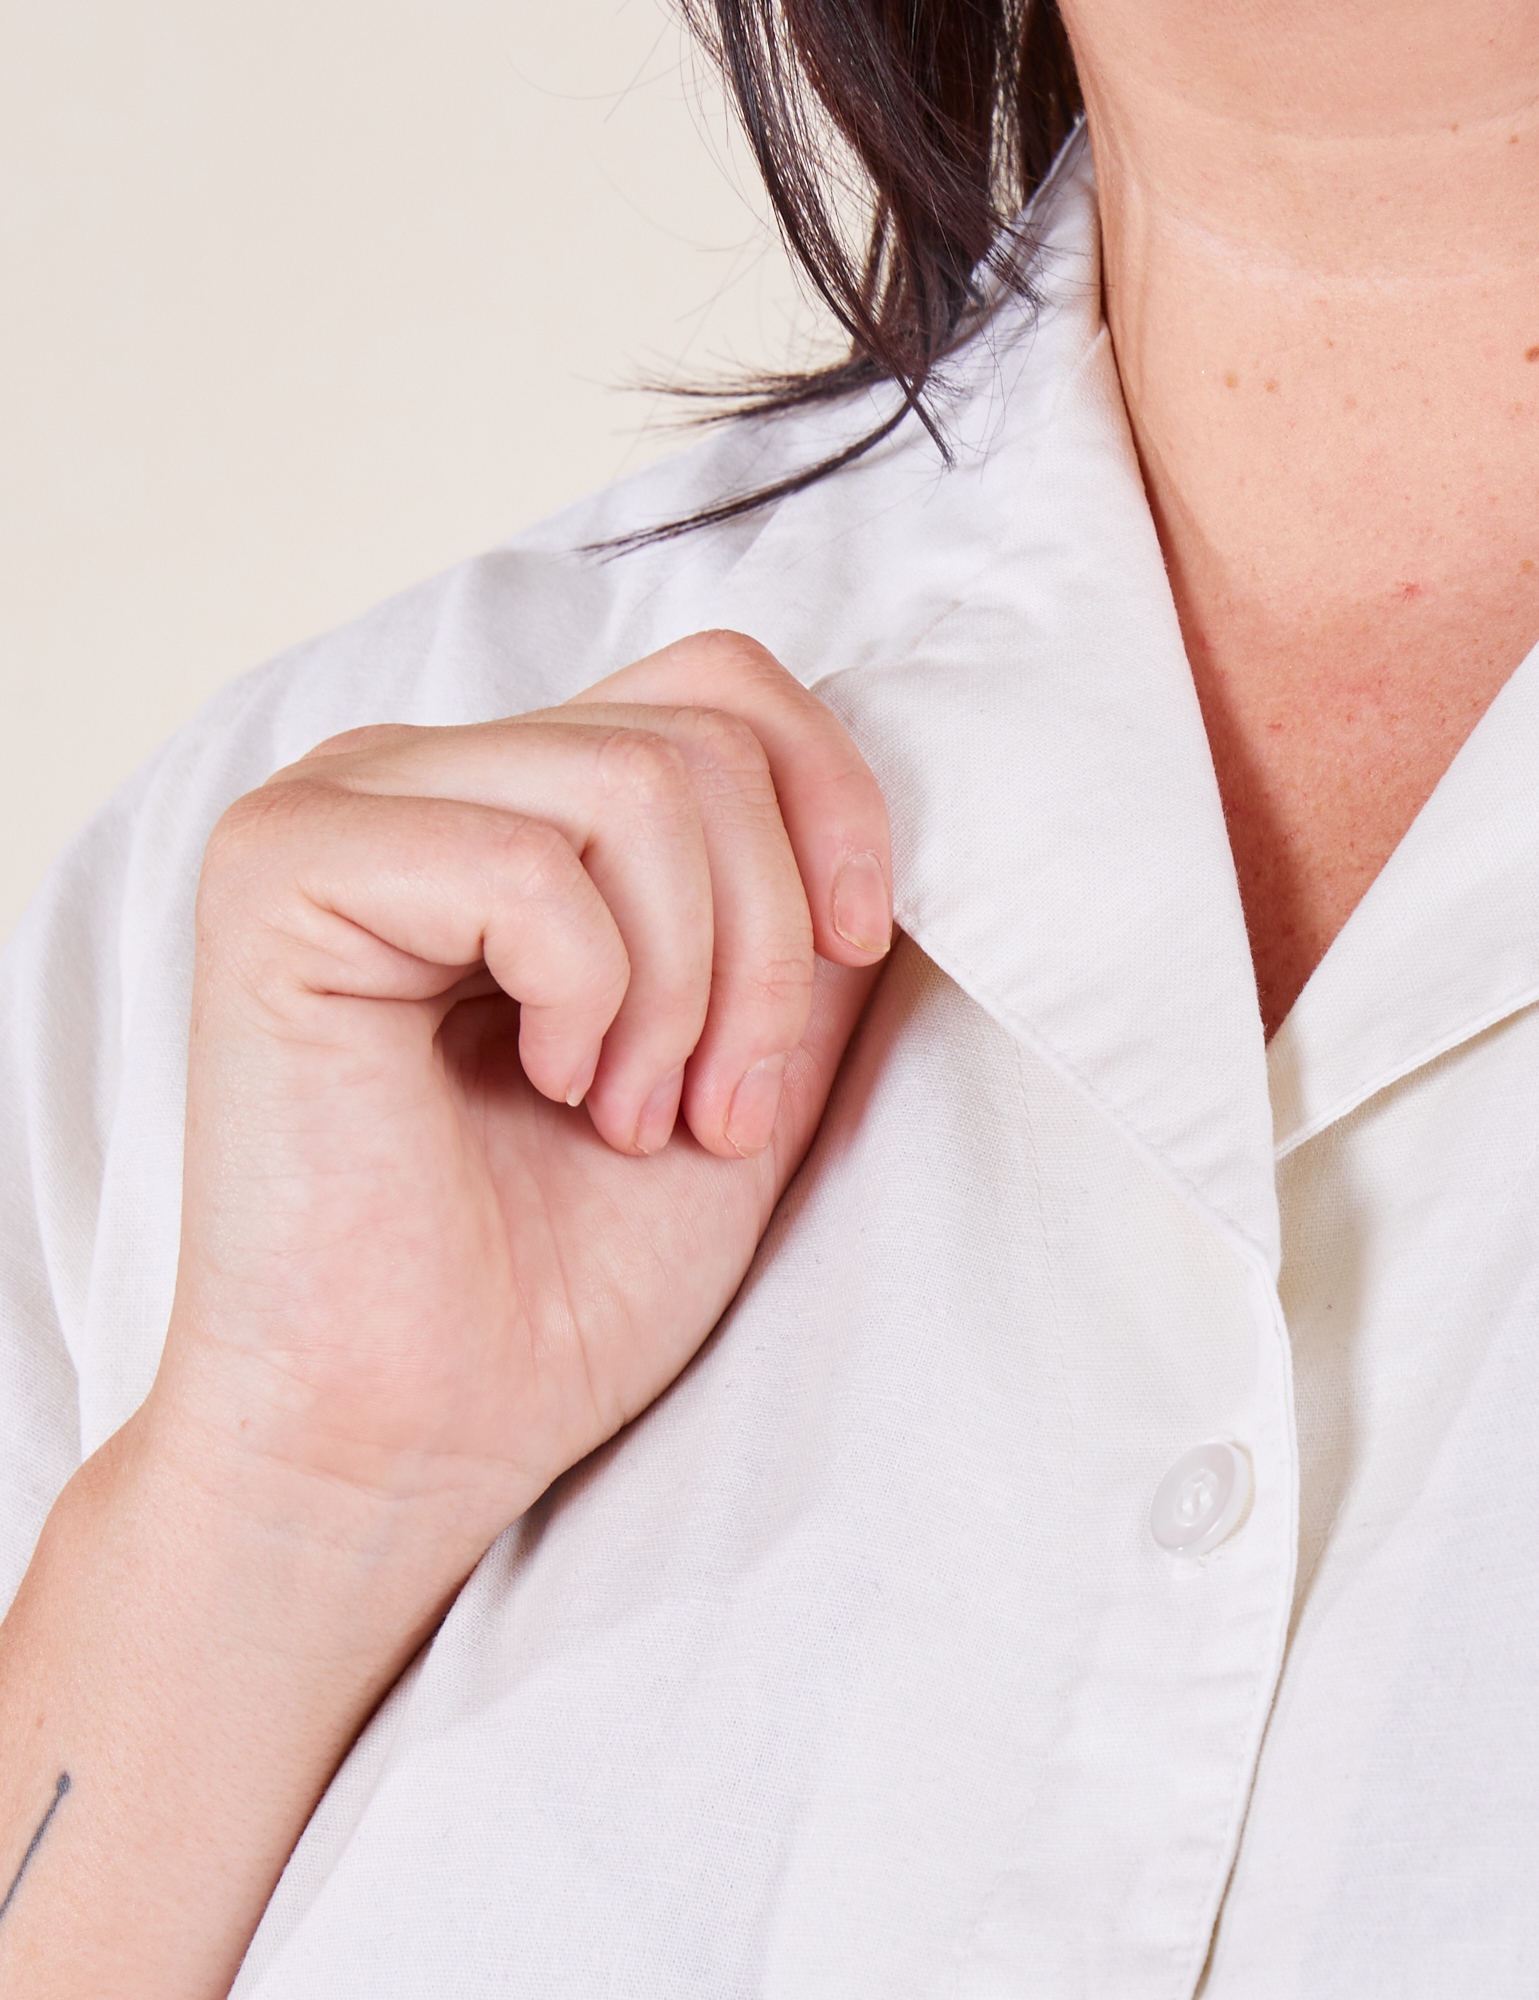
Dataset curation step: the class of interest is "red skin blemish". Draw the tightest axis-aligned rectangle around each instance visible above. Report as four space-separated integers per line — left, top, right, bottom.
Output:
1394 582 1423 602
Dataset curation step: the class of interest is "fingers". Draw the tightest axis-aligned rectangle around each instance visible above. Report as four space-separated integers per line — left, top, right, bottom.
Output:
201 783 631 1109
270 716 814 1158
630 705 816 1158
569 631 894 967
251 732 720 1152
257 629 891 1162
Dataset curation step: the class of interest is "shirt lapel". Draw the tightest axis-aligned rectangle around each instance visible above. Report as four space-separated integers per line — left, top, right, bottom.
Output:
713 134 1280 1270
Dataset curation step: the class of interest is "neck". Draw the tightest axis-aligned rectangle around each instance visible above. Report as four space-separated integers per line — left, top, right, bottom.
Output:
1058 1 1539 1035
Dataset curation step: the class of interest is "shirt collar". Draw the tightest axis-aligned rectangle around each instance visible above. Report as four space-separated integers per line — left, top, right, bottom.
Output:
696 126 1539 1259
711 132 1282 1272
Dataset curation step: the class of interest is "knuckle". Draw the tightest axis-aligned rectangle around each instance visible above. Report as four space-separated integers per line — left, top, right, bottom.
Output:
194 788 337 1001
593 727 692 810
681 628 783 683
744 946 816 1022
680 705 768 778
199 782 312 901
498 814 579 901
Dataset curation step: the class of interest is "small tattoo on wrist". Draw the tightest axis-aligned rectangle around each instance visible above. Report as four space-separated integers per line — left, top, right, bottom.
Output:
0 1772 71 1926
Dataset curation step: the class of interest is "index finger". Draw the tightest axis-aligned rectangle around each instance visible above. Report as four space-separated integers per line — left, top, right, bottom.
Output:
566 630 893 967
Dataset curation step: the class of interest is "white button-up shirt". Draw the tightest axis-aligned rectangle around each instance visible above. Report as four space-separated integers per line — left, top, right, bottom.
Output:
3 131 1537 1996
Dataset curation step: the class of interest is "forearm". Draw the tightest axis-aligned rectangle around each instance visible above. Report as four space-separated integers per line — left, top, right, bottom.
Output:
0 1409 465 1998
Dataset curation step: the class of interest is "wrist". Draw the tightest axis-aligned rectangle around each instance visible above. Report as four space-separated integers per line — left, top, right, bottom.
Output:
137 1329 541 1590
0 1395 478 1995
70 1403 486 1690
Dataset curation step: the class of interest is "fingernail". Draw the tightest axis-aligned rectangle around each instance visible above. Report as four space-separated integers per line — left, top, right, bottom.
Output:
725 1052 787 1158
832 851 892 955
565 1046 602 1108
634 1066 684 1154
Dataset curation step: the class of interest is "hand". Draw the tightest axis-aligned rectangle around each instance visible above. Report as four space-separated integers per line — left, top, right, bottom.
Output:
0 630 892 1997
149 630 893 1577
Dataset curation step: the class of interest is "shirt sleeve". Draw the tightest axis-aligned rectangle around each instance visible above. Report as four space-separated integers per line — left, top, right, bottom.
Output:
0 802 141 1613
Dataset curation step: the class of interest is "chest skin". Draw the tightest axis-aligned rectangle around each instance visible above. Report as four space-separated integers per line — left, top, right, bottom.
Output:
1177 562 1538 1040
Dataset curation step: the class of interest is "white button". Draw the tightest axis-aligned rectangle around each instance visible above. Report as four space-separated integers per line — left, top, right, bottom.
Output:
1149 1441 1251 1556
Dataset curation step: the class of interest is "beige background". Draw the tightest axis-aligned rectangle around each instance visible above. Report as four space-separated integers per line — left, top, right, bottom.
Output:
0 0 818 944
